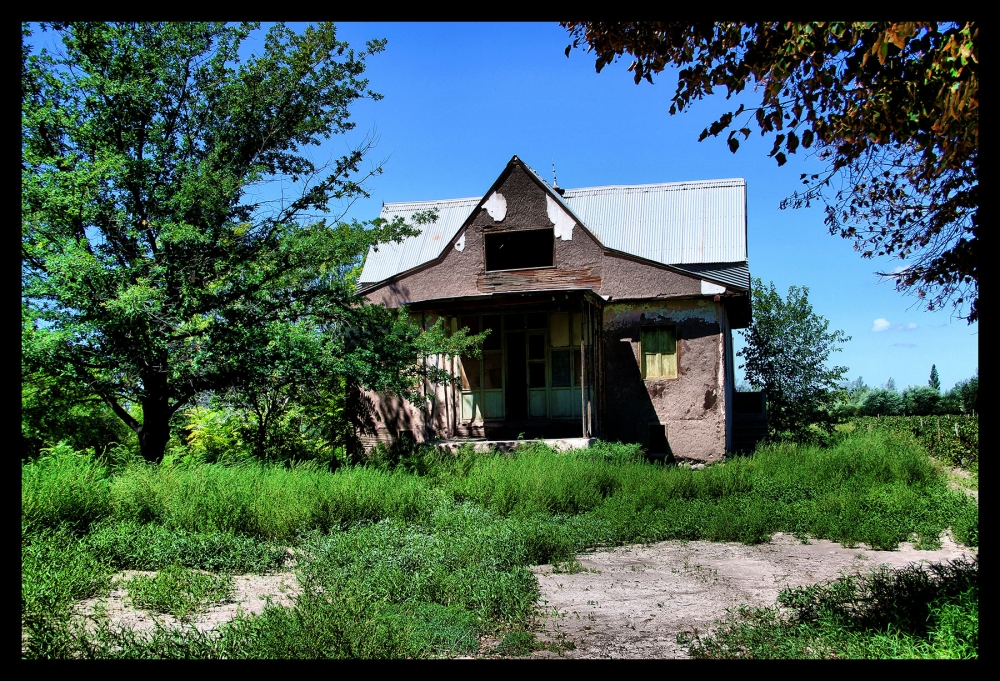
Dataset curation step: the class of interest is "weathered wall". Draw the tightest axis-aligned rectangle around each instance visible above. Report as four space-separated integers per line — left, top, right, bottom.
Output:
365 164 605 307
603 299 727 462
599 253 702 300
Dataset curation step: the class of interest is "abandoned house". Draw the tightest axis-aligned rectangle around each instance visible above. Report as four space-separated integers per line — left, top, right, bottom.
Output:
356 155 756 462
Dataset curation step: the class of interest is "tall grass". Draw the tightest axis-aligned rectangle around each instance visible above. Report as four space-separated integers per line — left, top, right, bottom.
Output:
21 427 977 658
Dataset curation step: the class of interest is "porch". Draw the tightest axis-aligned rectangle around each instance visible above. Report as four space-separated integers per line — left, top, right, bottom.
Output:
411 289 605 441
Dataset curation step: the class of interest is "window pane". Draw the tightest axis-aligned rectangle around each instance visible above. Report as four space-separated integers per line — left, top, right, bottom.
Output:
505 313 524 330
528 333 545 360
485 229 554 271
663 327 676 354
574 349 582 385
483 315 501 350
460 355 481 389
529 362 546 388
661 350 677 379
526 312 547 329
551 350 571 387
572 312 583 346
643 352 658 379
549 312 570 347
640 328 657 355
484 351 503 389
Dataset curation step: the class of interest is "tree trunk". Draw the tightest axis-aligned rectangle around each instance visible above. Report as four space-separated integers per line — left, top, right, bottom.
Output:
137 378 173 462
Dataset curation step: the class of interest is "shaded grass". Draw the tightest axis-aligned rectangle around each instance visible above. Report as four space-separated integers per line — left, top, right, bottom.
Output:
680 558 978 659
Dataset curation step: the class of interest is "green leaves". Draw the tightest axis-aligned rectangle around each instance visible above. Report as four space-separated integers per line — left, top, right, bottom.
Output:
21 23 430 462
562 21 978 323
738 278 851 440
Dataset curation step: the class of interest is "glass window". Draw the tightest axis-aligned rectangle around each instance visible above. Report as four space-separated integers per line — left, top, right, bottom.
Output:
484 352 503 389
551 350 571 387
528 333 545 360
482 315 501 351
549 312 570 347
460 355 481 389
529 362 546 388
526 311 548 329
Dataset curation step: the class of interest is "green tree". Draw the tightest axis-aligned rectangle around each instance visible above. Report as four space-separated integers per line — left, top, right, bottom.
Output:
929 364 941 392
21 23 474 462
738 278 851 439
903 385 941 416
562 22 978 322
859 388 904 417
949 370 978 414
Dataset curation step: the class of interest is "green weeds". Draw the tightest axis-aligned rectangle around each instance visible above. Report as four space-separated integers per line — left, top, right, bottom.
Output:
680 558 978 659
125 564 233 620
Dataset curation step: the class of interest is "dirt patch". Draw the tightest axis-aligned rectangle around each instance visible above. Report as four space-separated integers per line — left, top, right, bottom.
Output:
530 532 975 659
75 570 300 637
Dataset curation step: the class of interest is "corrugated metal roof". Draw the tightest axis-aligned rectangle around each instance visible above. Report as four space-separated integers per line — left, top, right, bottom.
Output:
562 179 746 265
357 197 480 285
670 262 751 291
358 166 748 289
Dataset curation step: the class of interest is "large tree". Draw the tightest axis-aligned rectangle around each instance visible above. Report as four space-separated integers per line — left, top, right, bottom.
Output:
738 279 850 439
563 22 978 322
22 22 469 462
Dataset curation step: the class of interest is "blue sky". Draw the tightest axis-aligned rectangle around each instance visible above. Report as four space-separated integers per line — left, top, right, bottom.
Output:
324 22 978 392
27 22 979 392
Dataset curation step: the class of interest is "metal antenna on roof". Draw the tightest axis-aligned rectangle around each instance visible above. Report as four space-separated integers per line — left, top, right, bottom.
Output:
552 159 565 196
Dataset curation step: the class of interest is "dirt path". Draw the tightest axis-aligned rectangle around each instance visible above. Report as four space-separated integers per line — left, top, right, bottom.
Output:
530 532 976 659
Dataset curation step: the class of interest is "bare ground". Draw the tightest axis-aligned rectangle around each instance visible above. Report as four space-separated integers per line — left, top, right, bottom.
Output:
74 570 300 638
64 531 975 659
528 532 975 659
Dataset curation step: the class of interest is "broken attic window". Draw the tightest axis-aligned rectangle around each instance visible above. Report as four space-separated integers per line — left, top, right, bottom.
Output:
485 229 554 271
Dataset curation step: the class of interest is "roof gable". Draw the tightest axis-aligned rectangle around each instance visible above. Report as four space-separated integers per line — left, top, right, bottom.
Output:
358 157 748 288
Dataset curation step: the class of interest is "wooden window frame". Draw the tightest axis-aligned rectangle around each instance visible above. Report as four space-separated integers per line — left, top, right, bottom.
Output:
640 324 678 380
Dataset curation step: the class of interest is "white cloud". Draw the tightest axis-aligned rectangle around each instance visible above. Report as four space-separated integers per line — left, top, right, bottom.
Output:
907 322 918 329
871 318 891 332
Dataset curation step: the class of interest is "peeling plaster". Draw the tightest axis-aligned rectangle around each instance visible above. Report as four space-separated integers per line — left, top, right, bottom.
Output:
482 192 507 221
454 232 465 252
605 300 719 331
546 194 575 240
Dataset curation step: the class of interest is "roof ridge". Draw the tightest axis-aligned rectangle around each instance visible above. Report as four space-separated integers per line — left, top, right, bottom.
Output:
381 179 746 209
381 196 481 210
563 178 745 194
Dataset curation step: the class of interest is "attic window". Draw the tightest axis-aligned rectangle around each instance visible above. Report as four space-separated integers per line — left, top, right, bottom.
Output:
485 229 554 271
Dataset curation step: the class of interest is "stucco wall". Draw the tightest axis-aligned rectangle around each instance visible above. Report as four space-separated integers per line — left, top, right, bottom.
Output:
603 300 727 462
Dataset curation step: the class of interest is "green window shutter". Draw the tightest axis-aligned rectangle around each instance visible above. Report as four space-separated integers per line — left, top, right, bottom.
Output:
641 326 677 379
